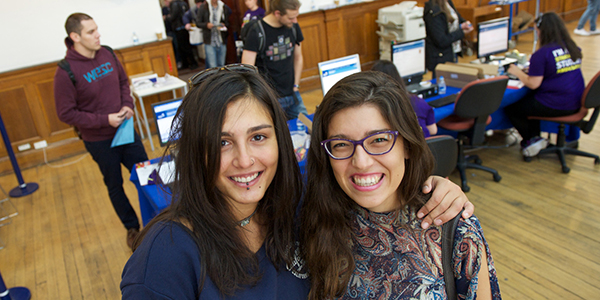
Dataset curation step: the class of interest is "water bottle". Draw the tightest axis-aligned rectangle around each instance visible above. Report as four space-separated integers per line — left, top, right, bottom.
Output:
498 64 505 76
132 32 139 45
438 76 446 95
296 119 306 132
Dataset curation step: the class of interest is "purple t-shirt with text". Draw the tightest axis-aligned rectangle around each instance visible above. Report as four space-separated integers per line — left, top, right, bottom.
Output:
528 44 584 111
242 7 266 27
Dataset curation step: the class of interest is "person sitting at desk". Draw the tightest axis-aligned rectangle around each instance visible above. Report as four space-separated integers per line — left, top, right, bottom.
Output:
505 12 584 158
423 0 473 77
371 60 438 137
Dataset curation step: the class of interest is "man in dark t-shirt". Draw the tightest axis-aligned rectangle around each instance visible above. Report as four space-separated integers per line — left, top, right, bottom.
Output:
241 0 308 120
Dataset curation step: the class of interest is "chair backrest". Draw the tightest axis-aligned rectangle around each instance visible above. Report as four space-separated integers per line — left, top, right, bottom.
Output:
454 76 509 119
454 76 508 145
581 70 600 134
426 135 458 178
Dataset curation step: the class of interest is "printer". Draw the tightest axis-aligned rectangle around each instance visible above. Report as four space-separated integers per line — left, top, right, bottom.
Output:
376 2 426 42
376 2 426 60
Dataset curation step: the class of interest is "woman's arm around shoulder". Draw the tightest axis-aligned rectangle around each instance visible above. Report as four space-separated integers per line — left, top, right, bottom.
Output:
121 222 202 299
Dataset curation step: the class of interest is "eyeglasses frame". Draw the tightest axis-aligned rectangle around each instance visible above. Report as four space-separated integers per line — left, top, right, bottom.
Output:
320 130 400 160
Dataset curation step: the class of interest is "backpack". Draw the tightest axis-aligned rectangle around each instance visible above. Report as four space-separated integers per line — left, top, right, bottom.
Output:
238 19 297 59
442 213 461 300
57 45 117 85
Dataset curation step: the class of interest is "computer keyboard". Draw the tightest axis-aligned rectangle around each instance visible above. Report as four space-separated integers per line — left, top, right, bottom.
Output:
427 94 457 108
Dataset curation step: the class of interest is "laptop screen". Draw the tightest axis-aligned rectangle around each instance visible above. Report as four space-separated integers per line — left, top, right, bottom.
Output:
151 98 183 147
318 54 362 96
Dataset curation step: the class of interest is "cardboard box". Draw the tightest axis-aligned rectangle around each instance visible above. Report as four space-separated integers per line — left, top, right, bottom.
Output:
455 62 499 77
435 63 481 88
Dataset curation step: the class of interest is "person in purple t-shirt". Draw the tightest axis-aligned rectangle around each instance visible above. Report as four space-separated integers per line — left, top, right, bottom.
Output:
242 0 266 27
371 60 438 137
505 12 584 158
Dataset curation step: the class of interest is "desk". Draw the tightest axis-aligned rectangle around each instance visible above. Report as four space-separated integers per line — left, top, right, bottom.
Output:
131 77 189 151
426 84 580 140
130 157 172 226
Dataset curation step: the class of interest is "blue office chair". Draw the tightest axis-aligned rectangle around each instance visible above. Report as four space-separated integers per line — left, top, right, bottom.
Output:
437 76 509 192
527 70 600 173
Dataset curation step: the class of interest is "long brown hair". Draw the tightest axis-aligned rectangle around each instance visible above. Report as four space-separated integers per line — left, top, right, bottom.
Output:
300 71 434 299
431 0 455 23
137 71 303 296
536 12 582 61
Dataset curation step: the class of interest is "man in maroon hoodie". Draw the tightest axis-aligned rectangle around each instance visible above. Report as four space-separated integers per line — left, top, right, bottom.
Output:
54 13 148 251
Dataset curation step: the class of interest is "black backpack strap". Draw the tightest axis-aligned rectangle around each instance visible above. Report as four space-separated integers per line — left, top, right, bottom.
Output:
257 20 266 54
442 213 461 300
58 59 76 85
102 45 117 60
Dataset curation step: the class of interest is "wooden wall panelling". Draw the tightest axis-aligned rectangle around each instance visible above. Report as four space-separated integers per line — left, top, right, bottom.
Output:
0 40 176 175
324 9 348 60
544 0 565 14
0 87 39 145
562 0 587 21
298 11 329 91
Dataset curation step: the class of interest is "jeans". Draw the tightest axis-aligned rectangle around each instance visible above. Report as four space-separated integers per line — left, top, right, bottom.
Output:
204 43 227 68
278 91 308 120
577 0 600 31
84 132 148 230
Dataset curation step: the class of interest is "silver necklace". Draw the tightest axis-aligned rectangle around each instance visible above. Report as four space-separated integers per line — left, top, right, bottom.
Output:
237 207 258 227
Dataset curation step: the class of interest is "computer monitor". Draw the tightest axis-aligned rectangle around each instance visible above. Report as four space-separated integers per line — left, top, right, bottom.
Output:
477 17 510 62
318 54 362 96
391 39 426 86
152 98 183 147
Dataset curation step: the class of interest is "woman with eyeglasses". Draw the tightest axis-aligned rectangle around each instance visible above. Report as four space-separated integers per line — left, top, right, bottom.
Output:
300 71 500 299
121 65 474 299
505 12 585 159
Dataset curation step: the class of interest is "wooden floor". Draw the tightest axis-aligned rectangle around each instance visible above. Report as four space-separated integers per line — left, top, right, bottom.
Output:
0 21 598 299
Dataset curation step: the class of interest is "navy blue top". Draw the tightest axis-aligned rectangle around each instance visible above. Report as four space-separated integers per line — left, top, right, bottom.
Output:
121 221 310 299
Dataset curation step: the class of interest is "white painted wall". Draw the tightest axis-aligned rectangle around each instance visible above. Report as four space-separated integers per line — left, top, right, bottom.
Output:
0 0 165 73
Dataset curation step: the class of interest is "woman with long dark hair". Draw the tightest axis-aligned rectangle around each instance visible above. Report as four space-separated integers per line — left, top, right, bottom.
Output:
120 65 474 299
300 71 500 299
423 0 473 75
506 12 585 158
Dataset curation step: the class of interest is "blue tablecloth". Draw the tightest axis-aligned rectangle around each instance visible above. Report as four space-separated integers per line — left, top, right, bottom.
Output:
130 157 172 226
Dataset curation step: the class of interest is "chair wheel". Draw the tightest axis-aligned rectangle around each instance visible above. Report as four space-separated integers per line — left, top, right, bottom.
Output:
474 158 483 165
461 185 470 192
493 174 502 182
523 156 532 162
595 157 599 165
562 166 570 173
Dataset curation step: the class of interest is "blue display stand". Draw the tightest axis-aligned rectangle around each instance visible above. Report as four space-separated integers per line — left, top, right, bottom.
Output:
0 113 38 198
0 270 31 300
